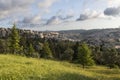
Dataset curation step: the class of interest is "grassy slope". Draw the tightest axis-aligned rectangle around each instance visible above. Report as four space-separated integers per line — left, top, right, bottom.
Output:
0 54 120 80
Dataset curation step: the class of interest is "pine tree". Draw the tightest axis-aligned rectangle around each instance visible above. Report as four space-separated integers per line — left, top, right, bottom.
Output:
9 24 21 54
0 39 9 53
28 44 35 56
73 42 79 60
41 42 53 59
103 48 118 69
77 43 94 68
62 48 74 61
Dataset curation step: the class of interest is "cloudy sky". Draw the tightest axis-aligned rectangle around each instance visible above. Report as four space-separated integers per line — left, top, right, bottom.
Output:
0 0 120 31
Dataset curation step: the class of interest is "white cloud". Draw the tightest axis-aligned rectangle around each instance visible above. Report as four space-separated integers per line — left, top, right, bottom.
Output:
0 0 34 18
39 0 58 8
77 9 102 21
0 0 34 11
38 0 59 13
17 15 41 24
66 9 74 18
32 15 41 23
46 16 62 25
108 0 120 7
46 9 74 25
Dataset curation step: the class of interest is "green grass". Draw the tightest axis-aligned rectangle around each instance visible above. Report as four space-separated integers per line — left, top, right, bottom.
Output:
0 54 120 80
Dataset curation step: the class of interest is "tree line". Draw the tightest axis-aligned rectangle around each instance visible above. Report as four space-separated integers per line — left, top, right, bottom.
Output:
0 24 120 69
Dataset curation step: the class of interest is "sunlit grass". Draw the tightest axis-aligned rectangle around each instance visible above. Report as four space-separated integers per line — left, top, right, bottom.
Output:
0 54 120 80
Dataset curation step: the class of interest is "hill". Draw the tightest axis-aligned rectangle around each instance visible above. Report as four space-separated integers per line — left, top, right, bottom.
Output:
59 28 120 47
1 28 120 47
0 54 120 80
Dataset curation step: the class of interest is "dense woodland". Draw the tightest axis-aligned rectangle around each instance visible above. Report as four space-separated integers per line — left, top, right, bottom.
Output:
0 24 120 69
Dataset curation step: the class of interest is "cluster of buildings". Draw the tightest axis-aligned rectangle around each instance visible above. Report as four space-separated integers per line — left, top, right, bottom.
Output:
19 29 76 41
1 28 120 49
0 28 60 39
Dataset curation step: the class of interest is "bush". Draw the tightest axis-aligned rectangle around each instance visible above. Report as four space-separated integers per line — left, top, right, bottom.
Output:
107 64 119 69
61 48 74 61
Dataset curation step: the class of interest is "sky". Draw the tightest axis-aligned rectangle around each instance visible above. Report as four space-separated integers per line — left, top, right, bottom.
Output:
0 0 120 31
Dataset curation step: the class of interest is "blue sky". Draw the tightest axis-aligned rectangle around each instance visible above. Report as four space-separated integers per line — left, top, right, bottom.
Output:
0 0 120 31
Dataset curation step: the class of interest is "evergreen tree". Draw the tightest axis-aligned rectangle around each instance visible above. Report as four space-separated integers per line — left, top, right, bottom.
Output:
0 39 9 53
73 42 79 60
19 35 27 54
26 43 39 58
9 24 21 54
28 44 35 56
77 43 94 68
62 48 74 61
41 42 53 59
92 46 104 65
103 48 118 69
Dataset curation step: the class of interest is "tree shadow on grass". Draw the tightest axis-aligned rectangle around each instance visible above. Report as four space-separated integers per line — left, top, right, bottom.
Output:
28 72 96 80
95 70 120 75
56 72 96 80
28 71 120 80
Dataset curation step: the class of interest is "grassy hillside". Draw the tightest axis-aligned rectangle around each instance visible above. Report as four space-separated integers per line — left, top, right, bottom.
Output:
0 54 120 80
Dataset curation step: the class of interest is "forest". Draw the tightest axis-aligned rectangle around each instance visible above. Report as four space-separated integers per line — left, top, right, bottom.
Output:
0 24 120 69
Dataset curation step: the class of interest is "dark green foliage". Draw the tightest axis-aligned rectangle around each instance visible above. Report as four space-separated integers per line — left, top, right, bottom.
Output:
41 42 53 59
73 42 79 60
27 44 34 56
48 39 56 58
92 46 104 65
1 26 120 68
77 43 95 68
53 41 75 60
61 48 74 61
29 44 35 54
116 55 120 67
103 48 118 69
26 43 39 58
9 24 21 54
0 39 9 53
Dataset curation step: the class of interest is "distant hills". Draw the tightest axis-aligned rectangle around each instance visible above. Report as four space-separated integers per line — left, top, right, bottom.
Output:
59 28 120 47
0 27 120 48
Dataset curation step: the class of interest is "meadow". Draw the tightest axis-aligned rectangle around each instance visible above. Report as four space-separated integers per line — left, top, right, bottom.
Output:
0 54 120 80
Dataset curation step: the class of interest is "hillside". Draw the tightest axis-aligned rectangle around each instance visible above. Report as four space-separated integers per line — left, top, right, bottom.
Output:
1 28 120 47
59 28 120 47
0 54 120 80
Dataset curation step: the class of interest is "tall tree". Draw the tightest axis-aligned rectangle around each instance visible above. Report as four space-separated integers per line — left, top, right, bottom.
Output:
9 24 21 54
41 42 53 59
0 39 9 53
92 46 104 65
77 43 94 68
28 44 35 56
73 42 79 61
62 48 74 61
26 43 39 58
103 48 118 69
